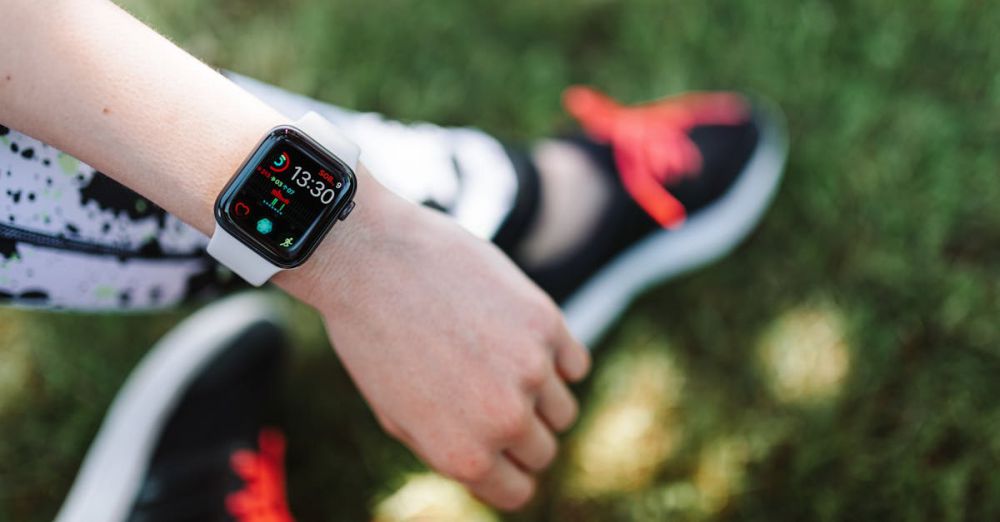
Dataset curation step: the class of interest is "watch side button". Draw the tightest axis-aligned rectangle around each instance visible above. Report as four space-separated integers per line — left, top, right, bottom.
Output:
338 200 356 221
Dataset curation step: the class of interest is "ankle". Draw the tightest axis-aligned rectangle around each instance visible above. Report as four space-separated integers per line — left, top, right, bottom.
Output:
514 140 612 268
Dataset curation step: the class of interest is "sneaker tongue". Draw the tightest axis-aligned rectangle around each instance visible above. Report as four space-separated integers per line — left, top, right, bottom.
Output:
561 86 751 229
563 86 688 228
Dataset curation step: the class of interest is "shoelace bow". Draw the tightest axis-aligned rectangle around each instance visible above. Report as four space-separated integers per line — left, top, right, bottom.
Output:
563 86 749 228
226 429 295 522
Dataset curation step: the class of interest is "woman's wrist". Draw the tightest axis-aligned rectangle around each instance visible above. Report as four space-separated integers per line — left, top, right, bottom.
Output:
272 165 402 310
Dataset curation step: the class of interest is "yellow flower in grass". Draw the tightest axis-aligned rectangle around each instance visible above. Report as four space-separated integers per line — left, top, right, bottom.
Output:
757 303 851 405
567 342 685 496
373 472 497 522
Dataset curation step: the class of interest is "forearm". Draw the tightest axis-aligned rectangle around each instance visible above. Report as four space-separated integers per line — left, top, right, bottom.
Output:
0 0 384 303
0 0 284 230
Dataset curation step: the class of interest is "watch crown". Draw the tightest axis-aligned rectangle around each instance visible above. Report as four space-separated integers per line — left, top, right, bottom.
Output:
338 200 356 221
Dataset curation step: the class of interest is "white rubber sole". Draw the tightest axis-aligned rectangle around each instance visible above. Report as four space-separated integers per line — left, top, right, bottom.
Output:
563 108 789 348
54 292 286 522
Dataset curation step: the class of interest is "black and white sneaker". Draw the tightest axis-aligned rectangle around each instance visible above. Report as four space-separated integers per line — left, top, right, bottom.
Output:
55 293 296 522
510 87 788 346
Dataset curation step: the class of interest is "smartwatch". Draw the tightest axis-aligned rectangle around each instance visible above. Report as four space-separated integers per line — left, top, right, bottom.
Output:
208 112 359 286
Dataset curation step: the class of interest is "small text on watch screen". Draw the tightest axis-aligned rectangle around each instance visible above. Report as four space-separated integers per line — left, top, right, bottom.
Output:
228 139 344 257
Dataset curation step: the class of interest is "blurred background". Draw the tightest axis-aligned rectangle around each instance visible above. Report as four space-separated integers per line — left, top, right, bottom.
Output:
2 0 999 520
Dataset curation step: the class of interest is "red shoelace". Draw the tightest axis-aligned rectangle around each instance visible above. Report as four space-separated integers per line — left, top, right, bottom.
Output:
563 86 749 228
226 429 295 522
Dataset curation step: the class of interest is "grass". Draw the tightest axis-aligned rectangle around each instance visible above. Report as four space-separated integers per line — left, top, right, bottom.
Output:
2 0 1000 520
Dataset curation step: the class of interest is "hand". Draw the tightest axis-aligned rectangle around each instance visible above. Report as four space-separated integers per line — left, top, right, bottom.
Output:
280 173 591 510
0 5 585 508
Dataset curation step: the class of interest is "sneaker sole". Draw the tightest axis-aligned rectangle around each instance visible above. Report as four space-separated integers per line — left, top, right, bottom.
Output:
562 104 789 348
55 292 287 522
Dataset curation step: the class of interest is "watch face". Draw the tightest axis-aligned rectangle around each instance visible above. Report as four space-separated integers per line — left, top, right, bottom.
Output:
216 127 356 268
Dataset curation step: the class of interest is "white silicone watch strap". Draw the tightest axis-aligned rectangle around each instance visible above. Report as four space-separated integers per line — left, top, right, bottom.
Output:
207 111 358 286
295 111 360 170
206 227 281 286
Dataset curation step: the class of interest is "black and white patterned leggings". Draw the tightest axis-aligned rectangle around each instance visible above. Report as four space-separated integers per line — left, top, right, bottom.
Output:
0 73 520 311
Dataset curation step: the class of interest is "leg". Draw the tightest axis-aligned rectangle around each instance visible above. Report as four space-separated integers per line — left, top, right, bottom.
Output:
0 73 524 312
2 74 786 346
0 125 226 310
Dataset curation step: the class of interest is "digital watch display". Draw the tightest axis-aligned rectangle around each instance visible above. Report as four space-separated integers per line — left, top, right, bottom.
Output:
212 120 358 277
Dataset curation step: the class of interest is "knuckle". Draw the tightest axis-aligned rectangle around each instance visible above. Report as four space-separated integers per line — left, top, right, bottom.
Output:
519 350 551 391
440 446 495 484
492 398 532 441
525 298 561 337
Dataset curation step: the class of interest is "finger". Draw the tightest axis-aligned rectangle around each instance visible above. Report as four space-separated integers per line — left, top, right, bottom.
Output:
468 453 536 512
551 321 591 382
505 417 558 472
536 374 579 432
